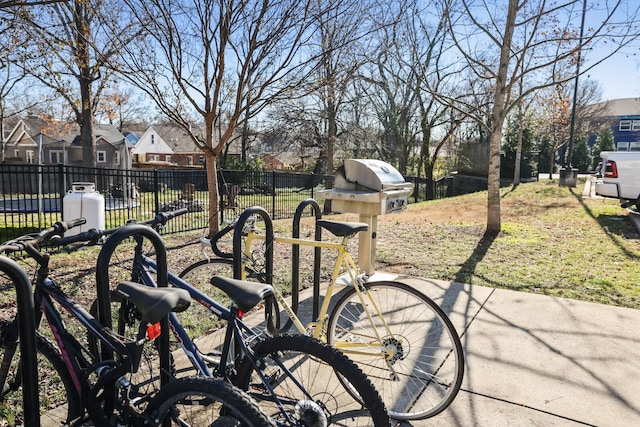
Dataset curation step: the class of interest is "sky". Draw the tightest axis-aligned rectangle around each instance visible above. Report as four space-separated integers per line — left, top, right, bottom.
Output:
585 50 640 101
578 0 640 102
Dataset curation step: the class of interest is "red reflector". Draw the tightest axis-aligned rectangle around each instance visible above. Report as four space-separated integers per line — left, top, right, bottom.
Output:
237 310 245 318
147 322 161 340
604 160 618 178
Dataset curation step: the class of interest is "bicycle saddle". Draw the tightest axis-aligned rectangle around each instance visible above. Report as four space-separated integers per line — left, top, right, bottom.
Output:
210 275 274 313
116 281 192 323
316 219 368 237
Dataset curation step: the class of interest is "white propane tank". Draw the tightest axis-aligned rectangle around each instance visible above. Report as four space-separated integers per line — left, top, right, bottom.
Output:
62 182 105 236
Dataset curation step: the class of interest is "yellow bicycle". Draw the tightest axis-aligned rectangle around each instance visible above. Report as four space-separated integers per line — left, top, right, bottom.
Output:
180 204 464 421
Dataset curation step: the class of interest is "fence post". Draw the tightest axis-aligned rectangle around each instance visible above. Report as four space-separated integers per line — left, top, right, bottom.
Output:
154 169 160 214
58 164 65 221
271 170 276 217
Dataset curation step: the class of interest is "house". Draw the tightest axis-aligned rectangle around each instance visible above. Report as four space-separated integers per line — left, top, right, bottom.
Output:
263 154 286 170
2 114 130 168
86 123 131 169
154 125 203 167
129 125 204 168
3 114 77 165
585 98 640 151
130 126 174 167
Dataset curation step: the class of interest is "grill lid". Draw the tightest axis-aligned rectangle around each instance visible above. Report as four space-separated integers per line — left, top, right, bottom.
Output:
339 159 408 191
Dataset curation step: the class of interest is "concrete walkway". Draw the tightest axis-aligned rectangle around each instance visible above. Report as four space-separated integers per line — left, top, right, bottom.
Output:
393 277 640 427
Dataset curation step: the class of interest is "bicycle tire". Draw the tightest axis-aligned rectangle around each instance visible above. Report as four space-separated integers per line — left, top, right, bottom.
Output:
0 332 82 425
235 334 391 426
326 280 464 420
145 376 274 426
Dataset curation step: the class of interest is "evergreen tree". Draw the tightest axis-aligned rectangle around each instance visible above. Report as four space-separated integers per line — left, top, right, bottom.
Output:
571 136 590 172
591 127 615 169
501 116 537 180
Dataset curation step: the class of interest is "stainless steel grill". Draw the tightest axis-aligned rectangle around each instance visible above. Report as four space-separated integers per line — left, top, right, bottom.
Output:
319 159 412 274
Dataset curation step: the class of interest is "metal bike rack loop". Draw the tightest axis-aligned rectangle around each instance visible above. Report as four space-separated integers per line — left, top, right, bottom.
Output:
0 255 40 426
95 224 172 387
233 206 273 284
291 199 322 320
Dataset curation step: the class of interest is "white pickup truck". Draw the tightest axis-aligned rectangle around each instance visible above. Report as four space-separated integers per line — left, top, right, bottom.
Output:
595 151 640 210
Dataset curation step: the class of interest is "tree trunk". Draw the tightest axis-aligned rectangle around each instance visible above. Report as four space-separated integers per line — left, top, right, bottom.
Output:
80 74 96 168
514 117 523 185
206 153 220 237
486 0 518 234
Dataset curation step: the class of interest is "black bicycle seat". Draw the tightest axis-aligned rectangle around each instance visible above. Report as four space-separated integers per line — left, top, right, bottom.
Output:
116 281 191 323
316 219 369 237
210 276 274 313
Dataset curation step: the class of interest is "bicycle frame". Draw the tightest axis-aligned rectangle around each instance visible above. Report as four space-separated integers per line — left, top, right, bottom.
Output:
133 251 314 425
35 275 152 425
237 230 395 357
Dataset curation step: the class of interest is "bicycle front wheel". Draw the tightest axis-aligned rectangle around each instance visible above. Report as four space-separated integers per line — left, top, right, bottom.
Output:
235 334 391 426
145 376 273 426
327 280 464 420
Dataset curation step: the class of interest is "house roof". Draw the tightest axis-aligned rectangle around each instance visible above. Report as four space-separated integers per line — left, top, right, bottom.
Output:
153 125 201 153
10 114 79 144
585 97 640 118
95 123 126 145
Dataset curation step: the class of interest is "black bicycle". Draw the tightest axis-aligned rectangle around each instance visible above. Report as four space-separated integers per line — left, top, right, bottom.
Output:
0 218 273 426
91 210 392 426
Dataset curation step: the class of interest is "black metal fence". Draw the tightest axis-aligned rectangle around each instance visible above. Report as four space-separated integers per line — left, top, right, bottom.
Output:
0 164 452 241
0 164 331 240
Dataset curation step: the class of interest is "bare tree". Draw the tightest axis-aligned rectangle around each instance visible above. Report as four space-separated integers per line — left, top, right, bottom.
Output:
116 0 317 236
308 0 379 176
10 0 140 167
95 86 153 131
447 0 640 234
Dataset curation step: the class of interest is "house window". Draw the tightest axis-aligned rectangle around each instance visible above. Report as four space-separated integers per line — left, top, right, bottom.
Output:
187 156 193 165
115 151 121 166
630 142 640 151
620 120 632 131
166 155 171 163
633 120 640 131
617 141 629 151
150 154 159 161
50 150 64 164
14 149 20 158
26 150 35 164
151 135 155 144
97 151 106 163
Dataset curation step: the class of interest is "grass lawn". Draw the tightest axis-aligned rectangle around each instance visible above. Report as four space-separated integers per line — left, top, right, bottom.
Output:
365 178 640 309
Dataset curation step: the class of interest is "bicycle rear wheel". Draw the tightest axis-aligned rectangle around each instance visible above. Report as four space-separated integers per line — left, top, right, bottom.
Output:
0 329 82 426
146 376 273 426
235 334 391 426
326 280 464 420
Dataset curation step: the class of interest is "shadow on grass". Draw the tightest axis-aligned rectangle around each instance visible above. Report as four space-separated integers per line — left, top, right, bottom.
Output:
570 188 640 259
453 231 497 285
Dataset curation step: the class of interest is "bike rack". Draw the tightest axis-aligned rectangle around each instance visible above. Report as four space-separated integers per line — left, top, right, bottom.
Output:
233 206 274 284
0 256 40 426
95 224 172 387
292 199 322 320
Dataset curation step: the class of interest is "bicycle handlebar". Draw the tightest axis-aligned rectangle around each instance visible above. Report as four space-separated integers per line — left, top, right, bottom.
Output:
0 217 88 254
139 208 189 228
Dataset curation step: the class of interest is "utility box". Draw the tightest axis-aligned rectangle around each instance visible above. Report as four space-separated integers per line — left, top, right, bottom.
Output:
63 182 105 236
